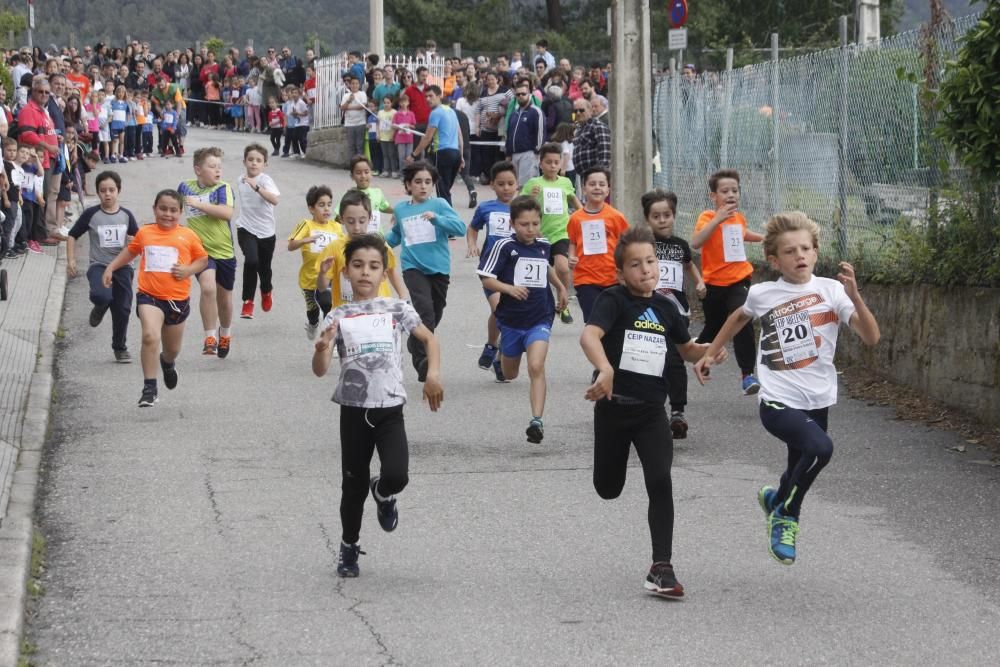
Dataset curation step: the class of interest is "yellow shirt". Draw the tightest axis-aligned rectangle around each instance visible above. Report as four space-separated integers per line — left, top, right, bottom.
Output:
316 235 396 306
288 218 344 289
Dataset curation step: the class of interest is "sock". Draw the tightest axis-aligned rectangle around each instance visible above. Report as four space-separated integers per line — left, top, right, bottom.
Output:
143 378 157 392
219 327 231 337
205 329 217 339
531 416 543 425
160 354 175 369
372 480 389 502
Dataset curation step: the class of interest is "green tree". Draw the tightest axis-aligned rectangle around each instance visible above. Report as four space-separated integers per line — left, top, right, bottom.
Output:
202 36 228 60
0 10 27 47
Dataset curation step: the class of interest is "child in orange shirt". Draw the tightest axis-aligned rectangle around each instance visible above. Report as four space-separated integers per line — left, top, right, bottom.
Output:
690 169 764 395
102 189 209 407
566 166 630 321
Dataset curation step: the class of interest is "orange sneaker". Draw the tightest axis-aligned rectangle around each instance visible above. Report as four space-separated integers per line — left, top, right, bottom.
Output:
240 300 254 319
261 291 273 312
217 335 232 359
202 335 218 355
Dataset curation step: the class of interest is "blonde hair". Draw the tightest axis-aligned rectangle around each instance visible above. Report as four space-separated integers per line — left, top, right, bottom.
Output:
763 211 820 258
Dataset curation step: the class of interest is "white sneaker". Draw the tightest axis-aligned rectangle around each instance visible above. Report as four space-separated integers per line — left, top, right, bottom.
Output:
304 321 319 340
58 225 71 237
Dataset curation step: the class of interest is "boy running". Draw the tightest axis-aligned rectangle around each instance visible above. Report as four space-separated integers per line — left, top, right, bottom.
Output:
338 156 394 234
177 146 237 358
66 171 139 362
312 234 444 578
288 185 343 339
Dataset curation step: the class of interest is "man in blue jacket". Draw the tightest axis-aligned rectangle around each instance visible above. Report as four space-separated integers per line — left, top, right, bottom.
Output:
505 78 545 185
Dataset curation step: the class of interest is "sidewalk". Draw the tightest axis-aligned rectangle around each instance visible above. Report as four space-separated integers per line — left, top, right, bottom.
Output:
0 245 66 664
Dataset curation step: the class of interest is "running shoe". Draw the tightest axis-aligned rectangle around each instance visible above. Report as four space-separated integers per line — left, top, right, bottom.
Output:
57 225 71 238
644 562 684 598
670 412 688 439
217 335 232 359
369 476 399 532
469 191 478 209
767 508 800 565
261 291 273 312
304 322 318 340
240 300 254 319
113 349 132 364
337 542 365 578
757 485 778 516
492 359 508 383
478 343 498 370
27 240 42 254
138 386 157 407
161 355 178 390
526 417 544 444
559 308 574 324
89 302 110 327
742 374 761 395
202 335 218 355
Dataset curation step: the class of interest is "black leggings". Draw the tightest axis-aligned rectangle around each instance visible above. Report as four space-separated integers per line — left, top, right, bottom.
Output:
666 313 690 412
236 228 276 302
575 284 611 323
339 405 409 544
269 128 283 153
759 401 832 518
593 399 675 563
696 279 756 375
402 270 449 374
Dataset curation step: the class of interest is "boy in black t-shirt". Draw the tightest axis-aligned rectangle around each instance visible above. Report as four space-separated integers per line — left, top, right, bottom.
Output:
580 226 724 598
642 189 707 439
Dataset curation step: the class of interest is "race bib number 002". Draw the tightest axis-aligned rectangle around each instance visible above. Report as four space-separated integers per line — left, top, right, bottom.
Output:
543 188 565 215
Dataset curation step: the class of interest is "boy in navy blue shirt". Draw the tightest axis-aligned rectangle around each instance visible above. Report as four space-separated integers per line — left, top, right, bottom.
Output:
159 101 182 157
466 160 518 382
478 195 568 443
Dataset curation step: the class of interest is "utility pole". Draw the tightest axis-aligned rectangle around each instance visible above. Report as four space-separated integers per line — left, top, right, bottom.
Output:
370 0 385 57
610 0 653 225
26 0 35 49
856 0 881 44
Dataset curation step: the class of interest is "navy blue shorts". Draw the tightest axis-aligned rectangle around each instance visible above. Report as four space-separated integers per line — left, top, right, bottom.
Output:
136 292 190 325
199 256 238 291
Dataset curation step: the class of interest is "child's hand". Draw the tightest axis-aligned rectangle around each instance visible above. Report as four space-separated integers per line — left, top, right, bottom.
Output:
319 256 335 275
316 321 338 351
184 196 202 210
421 211 435 222
556 286 568 312
711 202 738 225
693 347 726 386
531 186 541 197
241 175 258 189
67 259 78 278
696 281 707 298
466 244 480 258
568 254 579 269
584 368 613 402
101 267 113 288
170 263 188 280
506 285 529 300
309 233 325 243
836 262 860 299
423 373 444 411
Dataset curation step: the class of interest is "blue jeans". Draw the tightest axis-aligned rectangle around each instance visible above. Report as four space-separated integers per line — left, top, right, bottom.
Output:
87 263 134 351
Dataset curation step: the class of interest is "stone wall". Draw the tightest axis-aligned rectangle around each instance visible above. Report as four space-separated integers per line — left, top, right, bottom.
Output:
305 127 352 169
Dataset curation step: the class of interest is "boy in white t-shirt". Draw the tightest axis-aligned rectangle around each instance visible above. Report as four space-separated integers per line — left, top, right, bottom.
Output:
694 212 880 566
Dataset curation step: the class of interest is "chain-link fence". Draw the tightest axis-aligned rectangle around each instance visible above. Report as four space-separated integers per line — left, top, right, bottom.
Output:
653 13 980 268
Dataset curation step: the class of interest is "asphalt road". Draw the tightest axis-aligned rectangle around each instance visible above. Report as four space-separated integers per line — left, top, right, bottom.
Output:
28 128 1000 665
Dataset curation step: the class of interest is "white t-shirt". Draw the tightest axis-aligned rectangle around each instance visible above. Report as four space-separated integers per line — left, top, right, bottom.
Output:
342 90 368 127
455 97 479 136
293 99 310 127
234 173 280 239
742 276 856 410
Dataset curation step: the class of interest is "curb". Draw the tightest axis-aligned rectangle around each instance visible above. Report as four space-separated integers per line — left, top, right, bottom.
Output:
0 248 67 665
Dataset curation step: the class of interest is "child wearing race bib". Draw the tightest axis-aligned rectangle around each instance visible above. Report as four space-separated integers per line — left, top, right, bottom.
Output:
66 171 139 363
694 212 879 566
521 142 582 325
643 188 707 439
288 185 344 340
566 166 629 322
338 156 394 235
384 161 466 382
467 160 518 382
377 96 399 178
235 144 281 320
177 146 237 358
109 85 129 164
580 226 721 599
315 189 408 310
312 234 445 579
478 196 568 443
691 169 764 395
101 189 209 408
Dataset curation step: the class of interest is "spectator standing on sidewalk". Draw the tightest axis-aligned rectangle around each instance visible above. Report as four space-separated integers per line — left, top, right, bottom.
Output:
340 75 368 158
505 78 544 185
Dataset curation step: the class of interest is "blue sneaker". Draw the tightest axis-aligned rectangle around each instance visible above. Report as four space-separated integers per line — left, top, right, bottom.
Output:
757 485 778 515
492 359 508 383
767 509 799 565
370 476 398 532
478 343 498 370
526 417 544 443
337 542 365 577
742 374 761 395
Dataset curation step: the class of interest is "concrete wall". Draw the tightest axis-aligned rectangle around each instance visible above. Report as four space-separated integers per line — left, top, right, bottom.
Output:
836 283 1000 426
306 127 353 169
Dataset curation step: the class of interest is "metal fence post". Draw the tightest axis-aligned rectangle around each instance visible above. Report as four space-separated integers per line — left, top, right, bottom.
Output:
670 58 679 188
837 16 849 257
770 33 781 216
720 48 734 167
453 42 461 58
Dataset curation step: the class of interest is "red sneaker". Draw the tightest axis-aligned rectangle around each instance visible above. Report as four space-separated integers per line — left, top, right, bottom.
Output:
240 300 254 319
261 291 273 312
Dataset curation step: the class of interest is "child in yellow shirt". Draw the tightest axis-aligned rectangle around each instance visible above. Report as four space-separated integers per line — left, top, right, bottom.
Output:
287 185 343 339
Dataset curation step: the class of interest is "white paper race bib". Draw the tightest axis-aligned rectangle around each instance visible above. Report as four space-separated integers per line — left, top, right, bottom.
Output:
112 109 127 123
722 223 747 262
163 112 175 125
513 257 548 288
620 330 667 376
542 188 564 215
145 245 179 273
311 232 337 253
339 274 354 302
379 118 392 132
98 224 127 249
367 211 382 234
402 215 436 245
186 194 209 219
774 311 818 364
581 220 607 255
657 260 683 291
487 211 512 238
340 312 394 356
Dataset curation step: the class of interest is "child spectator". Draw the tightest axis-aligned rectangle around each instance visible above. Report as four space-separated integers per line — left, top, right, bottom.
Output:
392 94 416 170
265 97 285 156
377 97 398 178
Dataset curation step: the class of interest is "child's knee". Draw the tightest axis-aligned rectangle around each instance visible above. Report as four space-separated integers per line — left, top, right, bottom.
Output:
141 329 161 347
526 357 546 378
378 472 408 496
594 473 626 500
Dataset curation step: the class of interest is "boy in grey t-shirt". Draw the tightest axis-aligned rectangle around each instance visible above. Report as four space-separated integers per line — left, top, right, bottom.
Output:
313 234 444 579
67 171 139 363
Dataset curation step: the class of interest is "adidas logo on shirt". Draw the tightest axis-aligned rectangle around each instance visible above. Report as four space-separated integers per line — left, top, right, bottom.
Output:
634 307 666 332
511 249 518 256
